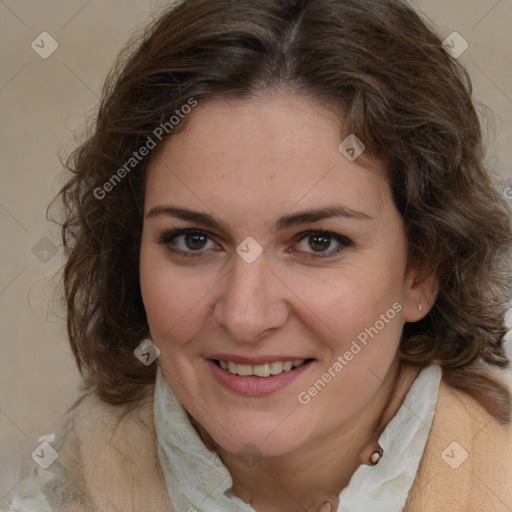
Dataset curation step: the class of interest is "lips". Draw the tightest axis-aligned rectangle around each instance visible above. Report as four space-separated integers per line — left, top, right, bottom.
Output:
205 354 312 365
215 359 306 377
206 357 315 396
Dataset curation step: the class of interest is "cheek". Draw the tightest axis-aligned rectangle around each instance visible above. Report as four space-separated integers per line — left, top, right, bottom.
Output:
295 274 405 411
139 247 213 347
288 260 404 347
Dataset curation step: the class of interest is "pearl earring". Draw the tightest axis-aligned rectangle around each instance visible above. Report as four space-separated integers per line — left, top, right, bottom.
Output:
318 501 333 512
370 448 383 465
418 304 422 312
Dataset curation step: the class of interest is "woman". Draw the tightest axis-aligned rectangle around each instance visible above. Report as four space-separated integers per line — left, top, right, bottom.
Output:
3 0 512 510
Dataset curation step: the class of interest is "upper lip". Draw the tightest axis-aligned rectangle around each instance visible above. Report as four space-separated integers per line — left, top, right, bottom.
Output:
206 354 313 365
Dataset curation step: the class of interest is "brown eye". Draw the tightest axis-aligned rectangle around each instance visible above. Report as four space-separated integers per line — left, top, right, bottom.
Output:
183 232 208 250
307 234 331 252
295 230 352 259
160 229 218 257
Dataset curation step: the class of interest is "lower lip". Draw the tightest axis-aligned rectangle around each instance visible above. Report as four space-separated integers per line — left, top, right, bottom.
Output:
206 359 314 396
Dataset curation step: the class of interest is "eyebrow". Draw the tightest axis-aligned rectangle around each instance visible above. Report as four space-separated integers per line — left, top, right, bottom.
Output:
146 205 372 231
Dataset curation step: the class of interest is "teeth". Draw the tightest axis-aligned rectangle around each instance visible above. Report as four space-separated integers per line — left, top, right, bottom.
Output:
270 361 283 375
253 363 271 378
283 361 293 371
218 359 306 377
237 364 253 376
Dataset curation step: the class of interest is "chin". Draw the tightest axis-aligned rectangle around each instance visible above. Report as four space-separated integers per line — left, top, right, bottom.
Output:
191 406 314 459
224 432 305 460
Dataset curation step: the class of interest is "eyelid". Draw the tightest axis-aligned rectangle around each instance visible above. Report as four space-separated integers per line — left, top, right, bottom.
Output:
159 228 213 245
294 229 352 245
159 228 221 253
292 229 353 258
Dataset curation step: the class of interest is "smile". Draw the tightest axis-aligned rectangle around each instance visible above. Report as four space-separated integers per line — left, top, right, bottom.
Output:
215 359 306 378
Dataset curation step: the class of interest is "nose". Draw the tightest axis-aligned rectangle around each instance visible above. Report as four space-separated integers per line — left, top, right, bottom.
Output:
213 251 289 343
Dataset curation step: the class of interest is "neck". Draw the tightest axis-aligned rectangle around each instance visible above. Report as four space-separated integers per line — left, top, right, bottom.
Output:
192 359 421 512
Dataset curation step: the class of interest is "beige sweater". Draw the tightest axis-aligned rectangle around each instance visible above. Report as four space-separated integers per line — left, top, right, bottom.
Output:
12 378 512 511
404 380 512 511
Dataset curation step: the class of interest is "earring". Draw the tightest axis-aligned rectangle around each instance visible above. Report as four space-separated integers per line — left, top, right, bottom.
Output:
418 304 422 312
370 448 383 465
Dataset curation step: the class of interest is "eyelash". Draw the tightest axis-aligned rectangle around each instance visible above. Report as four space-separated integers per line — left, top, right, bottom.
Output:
159 228 353 260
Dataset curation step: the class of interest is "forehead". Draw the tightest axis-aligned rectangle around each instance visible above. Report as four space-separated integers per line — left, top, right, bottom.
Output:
144 93 390 222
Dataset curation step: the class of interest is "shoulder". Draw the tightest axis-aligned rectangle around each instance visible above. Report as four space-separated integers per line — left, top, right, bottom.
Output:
4 389 175 512
57 389 156 450
406 370 512 511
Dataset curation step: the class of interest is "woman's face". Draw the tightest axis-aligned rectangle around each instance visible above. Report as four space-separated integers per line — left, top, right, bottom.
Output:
140 92 430 457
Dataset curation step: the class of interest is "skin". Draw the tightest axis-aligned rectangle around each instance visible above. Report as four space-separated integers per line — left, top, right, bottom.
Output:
139 91 438 512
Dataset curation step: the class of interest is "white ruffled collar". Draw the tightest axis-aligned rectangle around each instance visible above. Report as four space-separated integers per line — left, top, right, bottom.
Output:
153 363 442 512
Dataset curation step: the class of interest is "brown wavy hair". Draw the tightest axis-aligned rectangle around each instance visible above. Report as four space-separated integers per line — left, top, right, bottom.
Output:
55 0 512 422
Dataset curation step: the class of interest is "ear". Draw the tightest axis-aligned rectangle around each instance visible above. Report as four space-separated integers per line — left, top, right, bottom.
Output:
402 261 438 323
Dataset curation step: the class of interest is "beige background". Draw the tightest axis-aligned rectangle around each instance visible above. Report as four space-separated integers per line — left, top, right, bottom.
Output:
1 0 512 503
